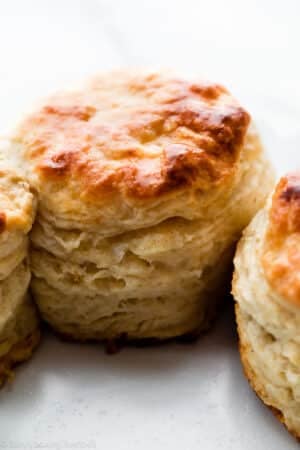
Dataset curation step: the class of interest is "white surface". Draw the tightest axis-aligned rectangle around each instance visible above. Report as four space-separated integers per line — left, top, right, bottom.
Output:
0 1 299 449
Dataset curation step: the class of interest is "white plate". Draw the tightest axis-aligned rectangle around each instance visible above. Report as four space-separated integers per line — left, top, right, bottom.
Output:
0 1 299 449
0 307 299 450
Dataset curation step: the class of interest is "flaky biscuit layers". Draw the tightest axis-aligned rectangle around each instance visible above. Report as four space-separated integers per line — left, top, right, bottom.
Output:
13 70 274 341
233 173 300 439
0 164 39 387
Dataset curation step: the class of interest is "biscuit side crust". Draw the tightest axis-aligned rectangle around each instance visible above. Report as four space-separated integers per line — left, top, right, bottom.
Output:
0 328 40 388
236 304 300 441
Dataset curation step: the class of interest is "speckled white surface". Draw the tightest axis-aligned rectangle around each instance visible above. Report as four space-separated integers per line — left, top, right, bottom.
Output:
0 1 299 449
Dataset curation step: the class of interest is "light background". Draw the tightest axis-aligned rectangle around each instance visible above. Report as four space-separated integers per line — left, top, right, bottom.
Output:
0 1 299 449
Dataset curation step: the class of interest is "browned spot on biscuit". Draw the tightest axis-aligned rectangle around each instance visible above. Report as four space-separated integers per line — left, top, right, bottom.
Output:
262 173 300 307
39 151 78 177
280 184 300 202
189 82 226 100
43 105 96 122
0 212 7 233
163 143 211 188
269 174 300 233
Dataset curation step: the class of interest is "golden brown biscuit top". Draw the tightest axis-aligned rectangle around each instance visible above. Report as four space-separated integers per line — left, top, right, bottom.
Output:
262 173 300 307
14 71 250 208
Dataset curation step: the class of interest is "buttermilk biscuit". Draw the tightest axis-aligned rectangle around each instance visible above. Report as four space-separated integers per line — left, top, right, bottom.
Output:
233 173 300 439
0 165 39 387
13 70 274 341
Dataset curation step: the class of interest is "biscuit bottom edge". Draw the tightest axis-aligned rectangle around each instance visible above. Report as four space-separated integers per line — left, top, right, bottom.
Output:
0 328 41 388
42 301 218 347
47 301 220 354
235 304 300 441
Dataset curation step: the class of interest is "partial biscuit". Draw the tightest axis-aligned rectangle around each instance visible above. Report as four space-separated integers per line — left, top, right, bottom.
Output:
233 173 300 439
0 151 39 386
